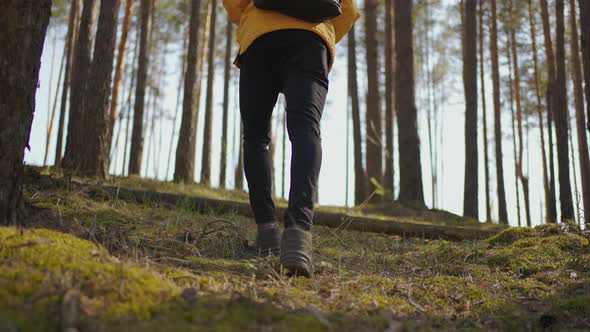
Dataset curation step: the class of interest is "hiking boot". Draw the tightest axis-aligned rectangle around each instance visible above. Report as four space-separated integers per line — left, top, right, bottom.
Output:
255 223 281 257
280 225 313 278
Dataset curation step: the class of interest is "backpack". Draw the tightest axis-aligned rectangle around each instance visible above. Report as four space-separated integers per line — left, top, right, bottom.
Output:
253 0 342 23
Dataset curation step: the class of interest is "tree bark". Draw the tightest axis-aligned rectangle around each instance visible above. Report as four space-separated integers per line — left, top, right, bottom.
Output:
167 4 190 180
528 0 551 225
55 0 82 168
174 0 203 183
128 0 155 175
479 0 491 223
235 122 244 191
0 0 51 225
569 0 590 222
200 0 218 186
489 0 508 224
364 0 383 195
348 26 366 206
540 0 558 223
220 17 233 189
394 0 425 208
62 0 98 171
122 25 140 176
462 0 478 219
384 0 395 201
108 0 135 152
508 4 531 227
554 0 575 221
44 47 66 167
580 0 590 137
507 54 522 227
77 0 121 178
45 32 58 166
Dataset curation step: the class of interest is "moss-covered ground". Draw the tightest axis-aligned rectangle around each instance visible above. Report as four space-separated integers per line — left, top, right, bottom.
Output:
1 171 589 331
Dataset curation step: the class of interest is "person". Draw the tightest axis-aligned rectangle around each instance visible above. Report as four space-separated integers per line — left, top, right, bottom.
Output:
223 0 360 278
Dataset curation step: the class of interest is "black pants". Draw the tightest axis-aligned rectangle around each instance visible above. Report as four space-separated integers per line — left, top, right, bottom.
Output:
239 29 329 230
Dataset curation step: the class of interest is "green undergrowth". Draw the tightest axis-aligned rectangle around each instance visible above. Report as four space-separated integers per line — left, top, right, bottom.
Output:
105 176 481 226
2 174 589 331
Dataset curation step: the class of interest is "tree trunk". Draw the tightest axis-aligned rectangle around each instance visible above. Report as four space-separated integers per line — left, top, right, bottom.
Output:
580 0 590 138
554 0 575 221
0 0 51 225
108 0 135 152
569 0 590 222
528 0 551 225
220 17 233 189
540 0 558 223
167 4 190 180
235 122 244 191
77 0 121 178
348 26 366 206
479 0 491 223
193 0 212 176
122 25 140 176
55 0 82 168
462 0 478 219
281 101 290 198
508 57 522 227
128 0 154 175
43 48 66 166
364 0 383 195
394 0 425 208
489 0 508 224
45 32 58 166
143 85 154 177
384 0 395 201
200 0 218 186
508 5 531 227
174 0 203 183
62 0 98 171
426 0 436 209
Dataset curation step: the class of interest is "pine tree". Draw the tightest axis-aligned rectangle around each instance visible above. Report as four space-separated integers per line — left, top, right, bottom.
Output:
384 0 395 201
174 0 203 183
78 0 121 177
540 0 558 222
553 0 575 221
508 0 531 227
220 17 233 189
62 0 98 171
0 0 51 224
200 0 218 186
394 0 425 208
129 0 155 175
479 0 492 222
462 0 479 219
55 0 82 168
581 0 590 137
568 0 590 221
489 0 509 224
364 0 383 195
528 0 551 224
348 26 366 206
108 0 135 151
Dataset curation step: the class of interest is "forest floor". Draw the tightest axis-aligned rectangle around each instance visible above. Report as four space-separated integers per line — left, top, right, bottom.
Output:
1 168 590 331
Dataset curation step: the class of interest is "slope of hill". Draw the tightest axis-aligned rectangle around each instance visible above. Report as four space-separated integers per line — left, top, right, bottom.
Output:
1 171 589 331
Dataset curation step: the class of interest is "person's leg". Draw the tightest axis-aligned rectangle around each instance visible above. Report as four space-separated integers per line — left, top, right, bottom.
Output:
239 39 281 254
279 31 329 276
281 31 330 231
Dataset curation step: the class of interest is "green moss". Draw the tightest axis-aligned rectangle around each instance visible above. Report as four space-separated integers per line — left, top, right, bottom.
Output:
0 227 180 321
9 173 590 330
487 227 536 245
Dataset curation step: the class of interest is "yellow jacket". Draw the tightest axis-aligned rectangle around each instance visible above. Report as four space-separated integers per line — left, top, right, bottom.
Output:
223 0 360 70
